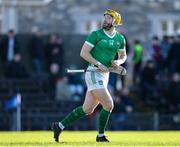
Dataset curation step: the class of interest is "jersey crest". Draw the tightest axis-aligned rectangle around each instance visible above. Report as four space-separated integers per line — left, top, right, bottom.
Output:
109 40 114 46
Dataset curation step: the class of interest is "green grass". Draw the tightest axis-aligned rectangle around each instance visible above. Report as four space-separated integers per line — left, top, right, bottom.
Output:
0 131 180 146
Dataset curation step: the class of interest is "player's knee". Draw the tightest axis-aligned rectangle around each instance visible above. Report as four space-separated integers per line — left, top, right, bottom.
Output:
83 107 95 115
104 102 114 112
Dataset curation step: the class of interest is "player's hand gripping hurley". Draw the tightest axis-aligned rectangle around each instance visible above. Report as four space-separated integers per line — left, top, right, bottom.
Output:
66 65 127 75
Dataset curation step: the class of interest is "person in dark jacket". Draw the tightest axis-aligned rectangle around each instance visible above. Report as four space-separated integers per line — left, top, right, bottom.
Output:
168 35 180 73
45 34 64 71
5 53 29 78
140 60 158 105
0 29 20 64
29 30 44 74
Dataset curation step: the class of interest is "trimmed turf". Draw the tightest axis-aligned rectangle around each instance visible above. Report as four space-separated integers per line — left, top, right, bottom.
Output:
0 131 180 146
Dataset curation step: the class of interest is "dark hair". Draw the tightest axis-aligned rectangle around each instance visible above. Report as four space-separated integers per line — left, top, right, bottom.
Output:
8 29 14 34
152 36 158 41
134 40 140 44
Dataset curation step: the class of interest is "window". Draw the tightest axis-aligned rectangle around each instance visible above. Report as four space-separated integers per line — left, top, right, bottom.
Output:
149 14 179 37
174 20 180 33
85 21 91 32
83 20 101 34
0 7 2 32
162 21 167 32
160 20 180 36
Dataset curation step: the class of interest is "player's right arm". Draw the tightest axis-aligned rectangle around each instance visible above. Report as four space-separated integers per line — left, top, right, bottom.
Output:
80 31 108 72
80 43 108 72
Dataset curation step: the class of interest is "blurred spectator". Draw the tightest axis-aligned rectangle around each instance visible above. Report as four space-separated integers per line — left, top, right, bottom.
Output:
120 87 134 113
160 36 171 71
133 40 143 84
167 35 180 73
150 36 163 73
5 53 29 78
123 35 130 55
45 63 62 97
45 34 64 72
55 75 71 101
109 73 118 91
67 65 85 101
113 87 134 113
0 29 20 64
29 30 44 74
167 73 180 112
68 74 85 101
140 60 158 105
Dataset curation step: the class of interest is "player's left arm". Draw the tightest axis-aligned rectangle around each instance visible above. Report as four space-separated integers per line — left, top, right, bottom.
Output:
111 48 127 69
111 36 127 68
117 48 127 65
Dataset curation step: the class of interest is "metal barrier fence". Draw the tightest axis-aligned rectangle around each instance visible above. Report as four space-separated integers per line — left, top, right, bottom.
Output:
0 112 180 131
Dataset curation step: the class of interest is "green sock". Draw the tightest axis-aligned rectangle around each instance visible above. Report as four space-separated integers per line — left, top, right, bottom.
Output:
98 108 111 134
61 106 86 128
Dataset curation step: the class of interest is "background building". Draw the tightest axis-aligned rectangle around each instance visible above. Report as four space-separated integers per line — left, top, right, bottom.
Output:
0 0 179 40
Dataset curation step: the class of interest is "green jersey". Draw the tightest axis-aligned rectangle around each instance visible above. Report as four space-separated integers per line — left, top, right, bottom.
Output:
85 29 126 67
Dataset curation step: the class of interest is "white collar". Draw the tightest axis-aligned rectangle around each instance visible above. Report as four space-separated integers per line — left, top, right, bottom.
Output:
103 29 116 38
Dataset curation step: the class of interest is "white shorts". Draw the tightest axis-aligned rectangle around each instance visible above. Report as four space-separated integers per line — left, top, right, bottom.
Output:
85 65 109 91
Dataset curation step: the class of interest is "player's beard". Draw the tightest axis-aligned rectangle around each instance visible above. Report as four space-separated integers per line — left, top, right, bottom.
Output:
102 22 113 30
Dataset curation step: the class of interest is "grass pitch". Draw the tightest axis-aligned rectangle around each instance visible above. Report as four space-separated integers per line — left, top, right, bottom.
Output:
0 131 180 146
